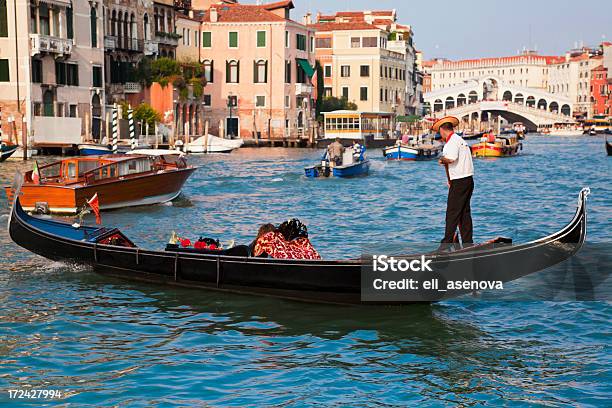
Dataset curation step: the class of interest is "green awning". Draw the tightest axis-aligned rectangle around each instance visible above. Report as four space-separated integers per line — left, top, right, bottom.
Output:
296 58 315 78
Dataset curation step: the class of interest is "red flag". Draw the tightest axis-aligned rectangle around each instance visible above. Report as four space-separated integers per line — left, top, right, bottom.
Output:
87 193 101 225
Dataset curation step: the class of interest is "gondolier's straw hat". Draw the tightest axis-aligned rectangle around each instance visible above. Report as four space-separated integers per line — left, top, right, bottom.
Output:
431 116 459 132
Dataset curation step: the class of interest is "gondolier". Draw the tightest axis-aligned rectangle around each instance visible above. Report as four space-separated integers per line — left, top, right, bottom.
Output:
433 116 475 246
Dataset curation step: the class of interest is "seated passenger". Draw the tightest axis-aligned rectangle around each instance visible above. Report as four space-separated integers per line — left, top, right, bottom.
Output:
253 221 321 260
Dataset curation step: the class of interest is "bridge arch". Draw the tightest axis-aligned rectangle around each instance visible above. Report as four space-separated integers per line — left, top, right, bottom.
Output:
502 91 512 101
537 98 547 110
468 91 478 104
526 96 535 107
549 101 559 113
445 96 455 110
457 93 466 107
514 93 524 104
561 104 571 116
434 99 443 112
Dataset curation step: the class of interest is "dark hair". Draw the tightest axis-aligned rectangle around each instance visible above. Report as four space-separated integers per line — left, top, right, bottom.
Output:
256 224 276 240
277 219 308 241
440 122 454 131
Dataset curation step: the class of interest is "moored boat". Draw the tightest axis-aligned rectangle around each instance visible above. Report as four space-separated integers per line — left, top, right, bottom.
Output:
471 133 522 158
3 154 197 214
78 143 112 156
383 138 441 161
305 145 370 178
606 138 612 156
1 141 19 162
6 183 590 305
185 134 244 154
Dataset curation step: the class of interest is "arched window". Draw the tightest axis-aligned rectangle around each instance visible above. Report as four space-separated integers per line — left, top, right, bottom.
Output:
253 59 267 83
537 99 547 110
457 93 466 106
154 8 159 33
561 104 571 116
445 96 455 110
526 96 536 107
549 102 559 113
433 99 443 112
514 93 524 104
226 60 239 83
202 60 213 83
468 91 478 104
502 91 512 101
123 11 129 48
143 13 150 41
111 10 116 36
90 7 97 47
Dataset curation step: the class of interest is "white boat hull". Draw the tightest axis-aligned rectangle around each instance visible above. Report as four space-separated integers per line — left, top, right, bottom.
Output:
186 135 243 154
548 130 584 137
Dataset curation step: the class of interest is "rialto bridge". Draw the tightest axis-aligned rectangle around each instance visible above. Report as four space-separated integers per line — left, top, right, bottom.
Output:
423 77 574 131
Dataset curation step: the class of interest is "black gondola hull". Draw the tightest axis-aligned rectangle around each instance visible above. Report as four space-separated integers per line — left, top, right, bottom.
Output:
8 188 589 305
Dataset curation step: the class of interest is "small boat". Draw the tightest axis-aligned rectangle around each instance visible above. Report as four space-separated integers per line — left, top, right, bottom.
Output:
606 139 612 156
6 182 590 305
0 141 19 162
471 134 522 158
186 134 243 154
383 138 441 161
78 143 113 156
3 154 197 214
305 145 370 178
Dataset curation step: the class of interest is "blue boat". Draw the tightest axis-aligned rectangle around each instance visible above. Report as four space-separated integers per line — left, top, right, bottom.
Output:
305 145 370 178
78 143 112 156
383 139 441 161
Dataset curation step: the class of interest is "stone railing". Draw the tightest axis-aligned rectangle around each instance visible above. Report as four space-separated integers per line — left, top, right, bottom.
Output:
123 82 142 93
295 83 314 95
30 34 73 57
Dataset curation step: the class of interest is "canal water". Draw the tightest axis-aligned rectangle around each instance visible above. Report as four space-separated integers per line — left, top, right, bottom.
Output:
0 135 610 405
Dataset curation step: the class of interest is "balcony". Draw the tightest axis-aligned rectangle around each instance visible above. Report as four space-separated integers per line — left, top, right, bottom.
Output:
105 36 144 52
124 82 142 93
30 34 73 57
144 40 159 56
295 83 314 95
155 32 180 47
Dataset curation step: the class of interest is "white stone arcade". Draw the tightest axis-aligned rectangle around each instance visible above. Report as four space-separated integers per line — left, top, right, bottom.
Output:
424 76 574 129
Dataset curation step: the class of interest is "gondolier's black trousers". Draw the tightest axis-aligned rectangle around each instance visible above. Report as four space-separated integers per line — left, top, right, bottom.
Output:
442 176 474 245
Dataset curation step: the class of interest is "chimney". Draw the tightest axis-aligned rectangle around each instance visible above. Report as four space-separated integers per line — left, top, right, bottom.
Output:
189 10 194 19
303 12 312 26
210 6 218 23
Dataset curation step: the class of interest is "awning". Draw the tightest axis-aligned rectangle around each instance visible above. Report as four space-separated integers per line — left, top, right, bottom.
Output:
296 58 315 78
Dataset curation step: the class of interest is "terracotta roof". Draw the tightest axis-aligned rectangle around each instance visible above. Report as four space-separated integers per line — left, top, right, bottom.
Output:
262 0 294 11
371 10 394 16
310 22 382 32
203 3 289 23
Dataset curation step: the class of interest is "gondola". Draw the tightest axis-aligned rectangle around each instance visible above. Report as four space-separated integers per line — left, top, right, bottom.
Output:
606 138 612 156
7 175 589 305
0 141 18 162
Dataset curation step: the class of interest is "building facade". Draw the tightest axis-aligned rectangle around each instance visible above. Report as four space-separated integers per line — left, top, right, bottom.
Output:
590 64 610 116
193 0 317 140
0 0 105 149
312 9 418 115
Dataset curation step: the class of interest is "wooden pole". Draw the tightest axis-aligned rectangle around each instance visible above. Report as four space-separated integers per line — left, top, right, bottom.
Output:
128 105 136 150
204 120 209 153
22 114 27 160
111 103 118 153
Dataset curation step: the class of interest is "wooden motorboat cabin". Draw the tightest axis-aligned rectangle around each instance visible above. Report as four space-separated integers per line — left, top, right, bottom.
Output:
320 111 395 147
4 154 197 214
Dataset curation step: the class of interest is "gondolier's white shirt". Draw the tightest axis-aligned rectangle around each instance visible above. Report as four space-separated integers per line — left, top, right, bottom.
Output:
443 133 474 180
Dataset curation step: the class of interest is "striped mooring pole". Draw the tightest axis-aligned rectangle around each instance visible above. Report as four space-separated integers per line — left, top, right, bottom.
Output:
128 105 136 150
111 103 118 154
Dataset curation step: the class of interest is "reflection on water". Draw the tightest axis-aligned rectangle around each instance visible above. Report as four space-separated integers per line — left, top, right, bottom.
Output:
0 136 610 405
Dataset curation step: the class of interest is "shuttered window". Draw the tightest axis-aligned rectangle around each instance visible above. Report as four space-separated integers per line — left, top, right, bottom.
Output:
226 60 239 83
0 59 9 81
0 0 7 37
229 32 238 48
31 59 42 83
256 31 266 47
253 60 267 83
202 32 211 47
66 7 74 39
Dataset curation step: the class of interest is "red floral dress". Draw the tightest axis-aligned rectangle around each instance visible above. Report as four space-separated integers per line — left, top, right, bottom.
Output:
254 231 321 260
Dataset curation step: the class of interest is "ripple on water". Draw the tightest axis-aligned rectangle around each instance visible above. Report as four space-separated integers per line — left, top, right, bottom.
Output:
0 137 610 405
